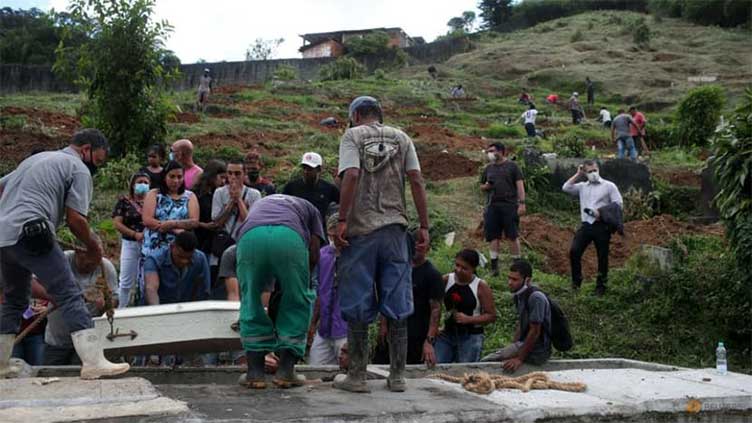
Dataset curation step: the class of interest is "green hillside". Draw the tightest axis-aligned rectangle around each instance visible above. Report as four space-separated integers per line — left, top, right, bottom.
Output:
0 10 749 373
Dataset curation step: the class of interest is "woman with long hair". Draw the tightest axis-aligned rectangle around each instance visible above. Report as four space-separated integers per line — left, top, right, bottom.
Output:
112 172 151 308
141 160 200 260
193 160 227 255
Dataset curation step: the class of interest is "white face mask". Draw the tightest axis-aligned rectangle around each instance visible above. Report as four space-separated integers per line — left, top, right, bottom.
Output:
587 171 601 183
487 152 497 162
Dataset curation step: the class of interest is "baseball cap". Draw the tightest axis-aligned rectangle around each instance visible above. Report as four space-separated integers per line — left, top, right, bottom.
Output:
204 68 210 73
301 152 323 168
348 96 381 121
573 92 579 97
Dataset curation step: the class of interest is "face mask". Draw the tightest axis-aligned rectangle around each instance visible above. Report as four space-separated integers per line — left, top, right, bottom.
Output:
134 183 150 195
83 150 98 176
168 152 175 161
487 152 497 162
587 171 601 183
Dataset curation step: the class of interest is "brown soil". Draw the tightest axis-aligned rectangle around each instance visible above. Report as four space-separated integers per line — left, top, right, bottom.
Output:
514 214 722 277
212 84 253 95
653 168 702 187
191 131 291 156
420 151 482 181
302 112 347 132
171 112 201 124
0 129 68 163
407 124 487 152
1 106 79 137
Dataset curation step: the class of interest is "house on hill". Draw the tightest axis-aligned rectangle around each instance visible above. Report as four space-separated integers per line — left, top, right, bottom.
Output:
299 27 415 58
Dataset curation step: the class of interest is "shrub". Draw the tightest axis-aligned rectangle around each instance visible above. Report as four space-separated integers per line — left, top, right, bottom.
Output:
570 29 584 43
709 87 752 275
675 85 726 147
632 22 651 48
273 64 298 81
647 123 677 148
94 153 142 191
54 0 176 157
486 123 524 138
373 68 387 80
553 133 586 158
319 57 365 81
623 187 655 221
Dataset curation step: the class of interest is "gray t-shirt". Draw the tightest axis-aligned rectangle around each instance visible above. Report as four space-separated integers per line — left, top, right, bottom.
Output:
0 147 92 247
238 194 325 245
211 185 261 240
514 287 552 362
612 114 634 139
218 245 237 280
337 123 421 237
45 251 118 347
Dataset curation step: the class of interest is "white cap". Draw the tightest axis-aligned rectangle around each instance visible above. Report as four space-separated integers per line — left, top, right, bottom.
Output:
573 92 579 97
204 68 210 73
301 152 323 168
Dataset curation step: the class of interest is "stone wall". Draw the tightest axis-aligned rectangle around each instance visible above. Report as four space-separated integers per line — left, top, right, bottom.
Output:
1 36 474 93
545 157 653 194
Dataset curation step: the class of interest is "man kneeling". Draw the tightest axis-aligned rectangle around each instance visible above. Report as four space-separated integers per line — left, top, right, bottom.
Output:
482 259 551 371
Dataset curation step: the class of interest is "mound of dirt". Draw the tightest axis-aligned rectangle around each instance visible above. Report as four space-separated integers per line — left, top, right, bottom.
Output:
0 129 68 163
420 151 481 181
171 112 201 124
1 106 79 137
517 214 722 277
407 124 487 152
191 132 291 156
652 168 701 187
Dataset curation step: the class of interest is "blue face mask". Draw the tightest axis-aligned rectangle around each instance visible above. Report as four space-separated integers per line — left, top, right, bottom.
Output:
168 152 175 161
134 183 150 195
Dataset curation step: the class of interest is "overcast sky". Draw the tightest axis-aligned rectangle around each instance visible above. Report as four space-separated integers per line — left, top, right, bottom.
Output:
7 0 481 63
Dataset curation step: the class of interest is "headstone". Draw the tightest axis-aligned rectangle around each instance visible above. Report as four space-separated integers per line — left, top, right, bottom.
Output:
700 165 720 221
319 117 338 127
546 158 652 193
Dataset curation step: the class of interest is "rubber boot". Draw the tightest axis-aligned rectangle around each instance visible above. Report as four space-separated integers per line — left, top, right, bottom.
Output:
386 319 408 392
273 349 306 389
0 334 21 378
333 322 370 393
71 329 130 380
239 351 267 389
490 258 499 277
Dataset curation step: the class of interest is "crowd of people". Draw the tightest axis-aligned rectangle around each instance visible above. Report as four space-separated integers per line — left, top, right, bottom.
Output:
0 92 628 392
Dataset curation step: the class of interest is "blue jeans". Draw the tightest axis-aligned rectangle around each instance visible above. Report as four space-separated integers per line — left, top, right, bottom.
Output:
435 332 485 363
617 136 637 160
337 225 413 324
11 333 45 365
0 242 93 335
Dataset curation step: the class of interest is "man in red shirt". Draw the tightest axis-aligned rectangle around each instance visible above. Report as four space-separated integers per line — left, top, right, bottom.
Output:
629 107 648 156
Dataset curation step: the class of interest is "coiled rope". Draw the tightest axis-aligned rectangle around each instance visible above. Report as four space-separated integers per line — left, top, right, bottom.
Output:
430 371 587 395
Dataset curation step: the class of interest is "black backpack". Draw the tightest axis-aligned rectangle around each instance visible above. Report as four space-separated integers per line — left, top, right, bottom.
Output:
521 286 573 352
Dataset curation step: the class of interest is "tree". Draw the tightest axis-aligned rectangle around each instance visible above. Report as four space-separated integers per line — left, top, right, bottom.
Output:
462 10 476 32
0 7 88 65
675 85 726 147
245 38 284 61
478 0 513 29
447 17 466 32
54 0 176 157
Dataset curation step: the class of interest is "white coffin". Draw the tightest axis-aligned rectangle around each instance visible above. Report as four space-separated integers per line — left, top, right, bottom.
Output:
93 301 242 355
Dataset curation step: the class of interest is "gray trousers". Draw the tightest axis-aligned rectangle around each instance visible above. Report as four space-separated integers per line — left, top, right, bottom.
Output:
0 242 93 335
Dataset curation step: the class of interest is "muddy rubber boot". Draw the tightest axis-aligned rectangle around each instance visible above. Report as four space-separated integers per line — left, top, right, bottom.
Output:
239 351 267 389
0 334 21 378
490 258 499 277
333 322 370 393
273 349 306 389
71 329 130 380
386 319 408 392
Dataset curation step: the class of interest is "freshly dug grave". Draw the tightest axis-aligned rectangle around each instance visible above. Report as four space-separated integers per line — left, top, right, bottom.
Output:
420 151 481 181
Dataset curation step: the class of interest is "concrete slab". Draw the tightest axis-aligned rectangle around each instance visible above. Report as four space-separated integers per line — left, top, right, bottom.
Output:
0 377 189 422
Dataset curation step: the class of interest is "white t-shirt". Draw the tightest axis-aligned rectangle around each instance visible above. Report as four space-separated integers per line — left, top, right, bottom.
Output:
600 109 612 122
522 109 538 124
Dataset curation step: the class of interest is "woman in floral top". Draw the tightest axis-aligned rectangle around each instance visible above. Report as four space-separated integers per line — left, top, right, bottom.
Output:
141 160 200 260
112 172 151 308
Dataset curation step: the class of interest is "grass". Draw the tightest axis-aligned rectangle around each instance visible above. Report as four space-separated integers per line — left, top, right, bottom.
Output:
648 146 705 169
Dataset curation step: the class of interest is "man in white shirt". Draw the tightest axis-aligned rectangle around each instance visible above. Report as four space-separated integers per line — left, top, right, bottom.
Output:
521 104 538 137
599 107 612 128
562 160 623 296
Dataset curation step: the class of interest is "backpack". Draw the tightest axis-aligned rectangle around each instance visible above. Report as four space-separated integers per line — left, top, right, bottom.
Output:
521 286 573 352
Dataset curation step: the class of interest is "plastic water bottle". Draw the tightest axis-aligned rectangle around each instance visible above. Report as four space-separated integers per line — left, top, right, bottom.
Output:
716 342 727 375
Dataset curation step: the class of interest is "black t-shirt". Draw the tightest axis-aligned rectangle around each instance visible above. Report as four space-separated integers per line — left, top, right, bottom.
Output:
408 260 445 340
282 178 340 221
195 191 215 254
481 161 524 205
112 196 144 241
140 166 163 190
248 181 276 197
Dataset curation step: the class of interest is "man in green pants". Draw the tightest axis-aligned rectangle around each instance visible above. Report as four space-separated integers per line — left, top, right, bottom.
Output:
235 194 324 389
